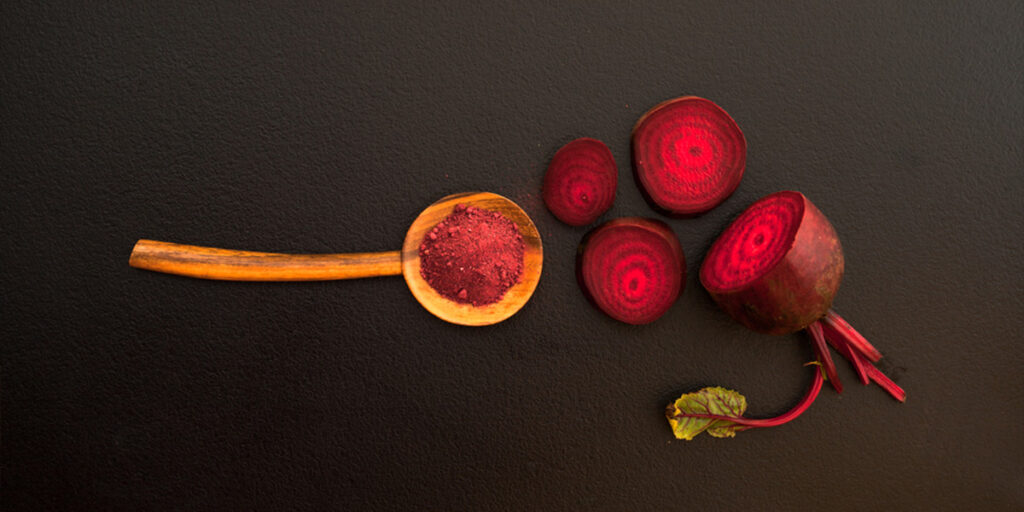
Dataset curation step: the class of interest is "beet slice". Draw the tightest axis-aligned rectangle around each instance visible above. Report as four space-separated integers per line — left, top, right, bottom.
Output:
699 191 905 401
632 97 746 216
543 138 617 226
577 218 686 325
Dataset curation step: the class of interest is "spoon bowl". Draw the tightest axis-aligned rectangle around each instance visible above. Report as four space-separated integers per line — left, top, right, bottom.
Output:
129 191 542 326
401 192 542 326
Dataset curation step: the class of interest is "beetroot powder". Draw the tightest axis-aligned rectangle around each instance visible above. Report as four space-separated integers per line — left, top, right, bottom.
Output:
418 203 525 306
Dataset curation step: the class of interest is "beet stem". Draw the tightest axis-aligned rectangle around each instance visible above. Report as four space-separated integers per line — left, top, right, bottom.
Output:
671 366 824 428
821 322 870 385
808 321 842 394
824 310 882 362
821 319 905 401
865 364 907 403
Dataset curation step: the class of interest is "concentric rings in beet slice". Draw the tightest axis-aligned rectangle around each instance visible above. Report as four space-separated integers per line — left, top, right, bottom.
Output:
543 138 618 226
577 217 686 325
632 96 746 216
700 190 804 293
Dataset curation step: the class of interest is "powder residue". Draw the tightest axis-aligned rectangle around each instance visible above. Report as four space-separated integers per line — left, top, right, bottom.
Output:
418 203 525 306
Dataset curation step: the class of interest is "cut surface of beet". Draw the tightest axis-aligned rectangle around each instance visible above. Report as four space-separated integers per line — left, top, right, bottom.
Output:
701 191 804 292
700 191 843 334
632 96 746 216
577 218 685 325
543 138 617 226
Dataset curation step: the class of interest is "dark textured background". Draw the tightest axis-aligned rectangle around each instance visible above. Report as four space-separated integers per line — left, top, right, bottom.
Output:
3 1 1022 510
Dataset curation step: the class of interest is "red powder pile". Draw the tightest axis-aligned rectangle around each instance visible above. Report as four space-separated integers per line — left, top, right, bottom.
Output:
418 204 525 306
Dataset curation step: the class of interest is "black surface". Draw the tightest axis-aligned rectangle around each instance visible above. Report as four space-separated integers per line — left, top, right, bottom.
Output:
3 2 1022 510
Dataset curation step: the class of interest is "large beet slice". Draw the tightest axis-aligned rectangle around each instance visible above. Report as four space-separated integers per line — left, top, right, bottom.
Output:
700 191 843 335
543 138 617 226
577 218 686 325
632 97 746 216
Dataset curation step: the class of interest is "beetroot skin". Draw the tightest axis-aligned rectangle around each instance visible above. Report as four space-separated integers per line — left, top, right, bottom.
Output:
700 191 843 335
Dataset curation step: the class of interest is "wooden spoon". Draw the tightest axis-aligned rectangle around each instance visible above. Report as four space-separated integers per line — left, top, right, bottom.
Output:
129 191 543 326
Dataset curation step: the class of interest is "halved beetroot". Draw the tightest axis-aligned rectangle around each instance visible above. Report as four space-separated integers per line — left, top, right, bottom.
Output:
700 191 842 334
632 97 746 216
699 191 904 401
577 217 686 325
543 138 618 226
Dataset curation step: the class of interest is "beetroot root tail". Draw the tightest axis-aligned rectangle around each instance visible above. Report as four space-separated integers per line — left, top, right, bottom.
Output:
820 312 906 402
823 310 882 362
866 364 907 403
821 321 870 385
808 321 842 393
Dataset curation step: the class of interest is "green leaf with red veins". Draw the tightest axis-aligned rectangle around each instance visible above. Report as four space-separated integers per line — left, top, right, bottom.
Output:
666 387 748 440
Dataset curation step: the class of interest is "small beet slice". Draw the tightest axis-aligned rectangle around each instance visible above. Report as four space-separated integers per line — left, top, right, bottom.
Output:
700 191 905 402
632 97 746 216
543 138 617 226
577 218 686 325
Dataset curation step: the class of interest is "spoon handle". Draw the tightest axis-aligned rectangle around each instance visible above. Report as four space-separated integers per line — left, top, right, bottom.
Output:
129 239 402 281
